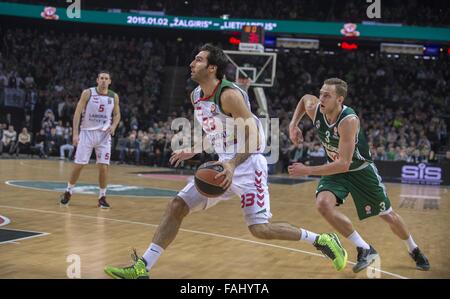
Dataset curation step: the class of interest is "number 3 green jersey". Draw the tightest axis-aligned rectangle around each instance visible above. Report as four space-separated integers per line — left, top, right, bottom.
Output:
313 105 372 171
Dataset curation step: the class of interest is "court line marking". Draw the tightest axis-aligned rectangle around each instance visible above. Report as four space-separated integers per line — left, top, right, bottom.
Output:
0 215 11 227
400 195 441 199
4 180 176 199
0 227 50 245
3 180 446 216
0 204 408 279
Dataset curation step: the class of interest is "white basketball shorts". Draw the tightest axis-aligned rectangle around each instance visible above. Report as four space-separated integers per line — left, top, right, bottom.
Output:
74 130 112 165
177 154 272 226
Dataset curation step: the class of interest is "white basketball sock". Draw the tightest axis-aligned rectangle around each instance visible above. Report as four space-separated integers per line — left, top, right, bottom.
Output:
405 235 418 253
99 188 106 198
66 183 75 194
300 228 319 245
347 230 370 249
142 243 164 271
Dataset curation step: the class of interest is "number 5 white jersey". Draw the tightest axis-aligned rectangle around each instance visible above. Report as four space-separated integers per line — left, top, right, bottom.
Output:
80 87 116 131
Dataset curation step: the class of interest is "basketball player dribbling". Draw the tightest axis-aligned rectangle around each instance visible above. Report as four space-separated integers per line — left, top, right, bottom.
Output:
104 44 347 279
60 71 121 208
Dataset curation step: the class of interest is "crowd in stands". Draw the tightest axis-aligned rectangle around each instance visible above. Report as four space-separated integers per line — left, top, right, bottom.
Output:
1 26 449 172
269 49 449 171
8 0 449 27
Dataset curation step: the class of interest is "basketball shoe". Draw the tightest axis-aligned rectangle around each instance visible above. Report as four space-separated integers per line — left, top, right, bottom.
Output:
104 249 149 279
352 245 379 273
410 247 430 271
314 233 348 271
60 191 71 206
98 196 110 209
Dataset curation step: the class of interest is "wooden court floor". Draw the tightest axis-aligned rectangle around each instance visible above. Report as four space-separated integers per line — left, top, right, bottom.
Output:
0 159 448 279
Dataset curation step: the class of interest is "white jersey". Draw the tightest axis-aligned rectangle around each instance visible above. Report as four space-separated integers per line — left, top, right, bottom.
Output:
80 87 115 131
192 79 265 161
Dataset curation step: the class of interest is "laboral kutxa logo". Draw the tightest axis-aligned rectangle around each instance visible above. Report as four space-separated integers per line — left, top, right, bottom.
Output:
5 180 178 198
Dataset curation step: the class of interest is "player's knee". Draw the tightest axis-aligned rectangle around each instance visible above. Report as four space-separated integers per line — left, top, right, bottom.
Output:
98 164 108 171
168 197 189 220
316 194 335 215
248 224 271 239
380 210 397 224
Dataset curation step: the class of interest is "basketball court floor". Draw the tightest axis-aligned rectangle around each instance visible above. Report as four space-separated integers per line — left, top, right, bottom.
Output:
0 159 448 278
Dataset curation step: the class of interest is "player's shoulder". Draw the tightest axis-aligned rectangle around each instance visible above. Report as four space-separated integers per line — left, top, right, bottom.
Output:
220 86 243 100
107 89 118 98
190 86 201 104
342 105 357 116
191 86 201 96
81 88 92 98
338 109 359 132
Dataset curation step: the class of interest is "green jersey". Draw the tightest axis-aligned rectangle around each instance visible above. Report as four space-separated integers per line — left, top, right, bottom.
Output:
313 105 372 171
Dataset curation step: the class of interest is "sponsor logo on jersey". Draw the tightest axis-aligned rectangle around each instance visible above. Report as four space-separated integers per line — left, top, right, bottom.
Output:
333 126 339 138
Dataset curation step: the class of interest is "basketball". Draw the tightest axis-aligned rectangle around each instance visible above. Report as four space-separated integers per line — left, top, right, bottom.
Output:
194 161 226 197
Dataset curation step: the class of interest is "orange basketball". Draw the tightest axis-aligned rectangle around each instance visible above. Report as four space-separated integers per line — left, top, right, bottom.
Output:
194 161 226 197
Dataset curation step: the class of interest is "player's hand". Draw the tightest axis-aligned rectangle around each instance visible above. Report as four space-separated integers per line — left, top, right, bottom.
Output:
289 123 303 145
72 134 79 146
214 161 235 190
105 126 116 136
288 162 310 177
169 150 196 167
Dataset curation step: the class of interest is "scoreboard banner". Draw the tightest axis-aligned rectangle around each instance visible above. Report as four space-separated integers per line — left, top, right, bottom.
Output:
1 2 450 42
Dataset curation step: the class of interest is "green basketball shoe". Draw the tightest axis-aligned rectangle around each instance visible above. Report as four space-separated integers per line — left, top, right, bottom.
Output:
314 233 348 271
104 249 149 279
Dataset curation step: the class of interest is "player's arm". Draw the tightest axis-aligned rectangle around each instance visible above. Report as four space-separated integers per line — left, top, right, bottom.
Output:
288 117 358 176
109 93 121 136
72 89 91 146
289 94 319 145
216 88 259 189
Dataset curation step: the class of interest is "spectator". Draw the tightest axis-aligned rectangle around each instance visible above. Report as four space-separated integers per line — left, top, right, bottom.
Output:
119 134 140 164
139 134 155 165
41 109 56 135
308 143 325 157
46 127 61 156
289 143 309 164
14 127 32 156
386 144 396 161
0 123 5 154
1 125 17 155
374 146 387 161
59 141 74 160
33 128 47 158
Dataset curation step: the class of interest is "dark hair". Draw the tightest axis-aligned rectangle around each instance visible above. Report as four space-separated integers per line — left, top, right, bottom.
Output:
199 44 228 80
324 77 348 99
98 70 111 79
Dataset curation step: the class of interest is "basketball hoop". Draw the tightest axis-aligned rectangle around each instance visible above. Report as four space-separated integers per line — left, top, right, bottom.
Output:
237 77 252 92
